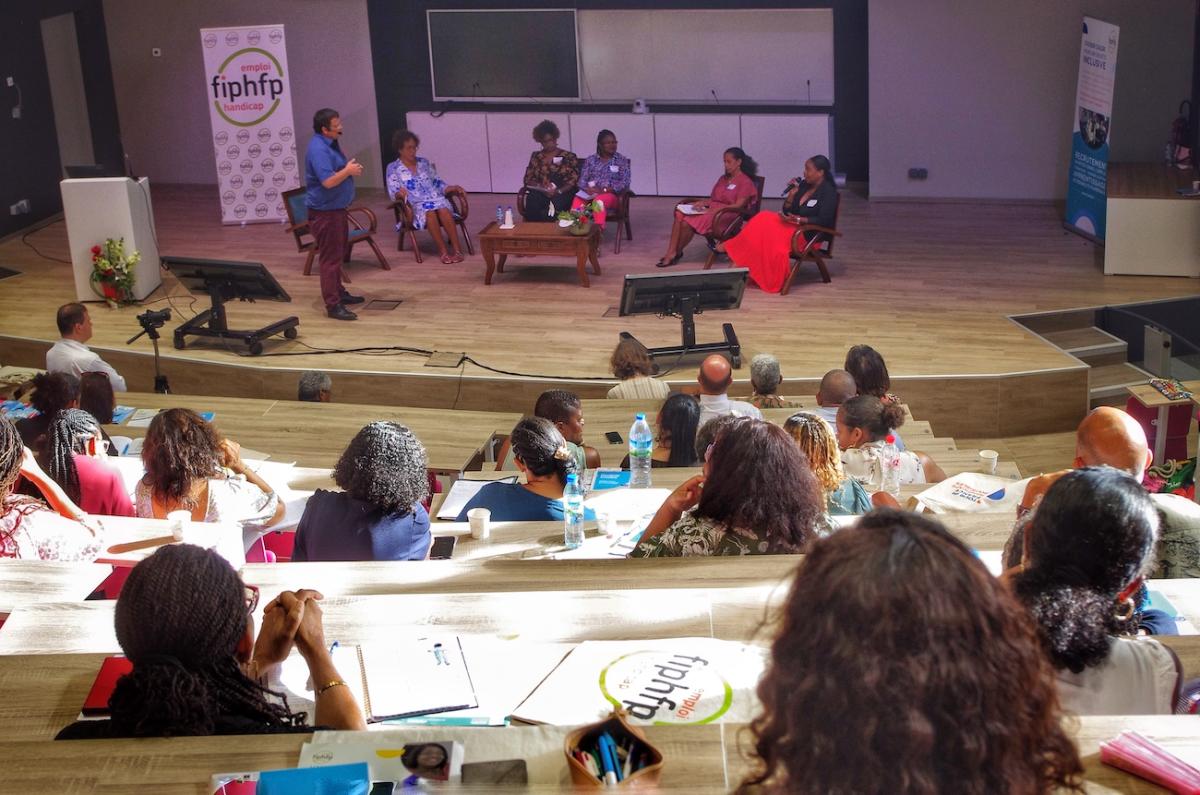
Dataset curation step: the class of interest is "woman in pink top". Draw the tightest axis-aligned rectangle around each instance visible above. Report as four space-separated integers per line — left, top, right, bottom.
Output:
655 147 759 268
44 409 134 517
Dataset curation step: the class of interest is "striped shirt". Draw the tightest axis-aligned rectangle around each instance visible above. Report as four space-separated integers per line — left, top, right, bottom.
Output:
607 376 671 400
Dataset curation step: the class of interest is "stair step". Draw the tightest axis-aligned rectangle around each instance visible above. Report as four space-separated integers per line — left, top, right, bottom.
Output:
1089 362 1153 400
1043 326 1126 356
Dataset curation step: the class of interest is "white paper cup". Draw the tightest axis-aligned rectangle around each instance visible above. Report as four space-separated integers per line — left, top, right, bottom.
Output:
596 511 616 539
167 510 192 542
467 507 491 540
979 449 999 475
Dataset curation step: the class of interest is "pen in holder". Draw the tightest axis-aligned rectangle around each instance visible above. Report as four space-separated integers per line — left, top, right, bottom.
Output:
564 709 664 788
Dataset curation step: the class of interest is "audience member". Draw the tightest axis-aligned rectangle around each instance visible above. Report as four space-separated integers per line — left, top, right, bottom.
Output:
1005 406 1200 580
693 413 740 463
843 344 906 450
572 129 631 230
619 393 701 469
784 411 870 515
607 337 669 400
656 147 759 268
305 107 365 321
79 371 116 424
696 354 762 427
533 389 600 470
746 353 795 409
294 422 431 561
1010 468 1180 715
521 120 579 220
386 129 466 264
135 409 284 551
459 417 595 522
0 418 101 560
44 408 133 517
15 371 80 456
45 302 127 391
813 368 855 425
297 370 333 403
837 395 946 486
56 544 365 738
632 417 827 557
719 155 838 293
738 511 1082 793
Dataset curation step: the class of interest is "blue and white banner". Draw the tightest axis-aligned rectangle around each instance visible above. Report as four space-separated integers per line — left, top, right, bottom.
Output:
1064 16 1119 241
201 25 300 225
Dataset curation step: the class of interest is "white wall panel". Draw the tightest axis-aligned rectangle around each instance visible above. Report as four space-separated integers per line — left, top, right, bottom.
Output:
653 114 742 197
403 112 492 193
740 115 832 197
486 113 574 196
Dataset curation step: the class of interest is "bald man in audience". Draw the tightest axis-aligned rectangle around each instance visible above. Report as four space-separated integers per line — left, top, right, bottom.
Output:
1005 406 1200 579
813 369 856 425
697 354 762 428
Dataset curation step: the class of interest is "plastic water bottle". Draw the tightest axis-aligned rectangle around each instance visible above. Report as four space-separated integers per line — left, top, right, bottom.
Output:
563 473 585 548
505 205 514 226
629 413 654 489
880 434 902 498
495 205 503 224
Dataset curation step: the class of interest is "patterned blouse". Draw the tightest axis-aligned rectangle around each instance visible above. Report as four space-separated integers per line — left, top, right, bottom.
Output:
135 475 279 553
0 495 102 561
749 394 797 410
578 153 631 194
631 509 831 557
523 148 580 190
385 156 453 230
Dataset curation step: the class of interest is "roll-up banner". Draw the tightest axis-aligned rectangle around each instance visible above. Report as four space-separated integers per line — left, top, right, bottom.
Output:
1064 16 1119 241
200 25 300 225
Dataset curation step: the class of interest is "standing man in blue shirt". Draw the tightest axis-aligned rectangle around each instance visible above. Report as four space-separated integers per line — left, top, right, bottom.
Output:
305 108 366 320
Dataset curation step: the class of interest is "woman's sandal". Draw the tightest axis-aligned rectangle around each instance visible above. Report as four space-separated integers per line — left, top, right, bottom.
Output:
655 251 684 268
440 254 455 264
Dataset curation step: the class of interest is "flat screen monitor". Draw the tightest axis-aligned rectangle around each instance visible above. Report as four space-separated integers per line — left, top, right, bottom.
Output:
619 268 748 317
427 9 580 101
162 256 291 302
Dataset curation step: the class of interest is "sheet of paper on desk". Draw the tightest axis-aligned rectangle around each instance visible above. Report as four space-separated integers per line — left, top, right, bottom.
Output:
0 400 38 420
124 408 158 427
584 487 670 521
589 468 630 490
111 405 135 424
436 477 517 520
512 637 767 726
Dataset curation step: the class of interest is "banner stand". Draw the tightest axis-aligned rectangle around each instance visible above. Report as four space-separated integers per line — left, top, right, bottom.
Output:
1063 16 1119 243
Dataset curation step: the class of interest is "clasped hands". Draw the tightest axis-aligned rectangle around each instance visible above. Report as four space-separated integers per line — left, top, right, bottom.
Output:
250 588 330 676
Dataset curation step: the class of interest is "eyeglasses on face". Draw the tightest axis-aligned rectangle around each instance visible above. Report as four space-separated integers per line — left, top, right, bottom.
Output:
243 584 260 614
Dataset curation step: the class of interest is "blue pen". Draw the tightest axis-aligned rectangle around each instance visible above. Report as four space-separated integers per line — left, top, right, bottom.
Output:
596 734 617 786
329 640 339 654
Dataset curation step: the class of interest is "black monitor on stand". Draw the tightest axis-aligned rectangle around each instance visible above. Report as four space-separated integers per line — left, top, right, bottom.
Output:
162 257 299 355
618 268 748 369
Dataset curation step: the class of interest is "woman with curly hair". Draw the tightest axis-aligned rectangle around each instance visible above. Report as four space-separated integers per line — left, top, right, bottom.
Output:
784 411 869 515
631 417 828 557
0 418 101 560
293 422 431 561
135 409 284 551
1010 467 1181 715
619 393 701 469
739 511 1083 794
43 408 133 517
458 416 595 522
57 544 365 738
607 337 669 400
521 119 579 221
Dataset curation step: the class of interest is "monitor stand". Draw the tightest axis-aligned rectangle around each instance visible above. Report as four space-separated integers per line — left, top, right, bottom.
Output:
173 279 299 355
621 295 742 372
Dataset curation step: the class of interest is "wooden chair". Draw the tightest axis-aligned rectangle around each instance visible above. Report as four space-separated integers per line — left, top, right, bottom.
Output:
606 186 635 253
700 175 766 268
387 187 474 263
281 187 390 276
778 192 842 294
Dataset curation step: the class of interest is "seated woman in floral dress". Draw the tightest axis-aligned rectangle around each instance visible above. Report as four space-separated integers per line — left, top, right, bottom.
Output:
385 129 465 264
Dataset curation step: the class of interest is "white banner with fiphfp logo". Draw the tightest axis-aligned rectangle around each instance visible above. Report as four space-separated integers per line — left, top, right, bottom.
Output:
200 24 300 225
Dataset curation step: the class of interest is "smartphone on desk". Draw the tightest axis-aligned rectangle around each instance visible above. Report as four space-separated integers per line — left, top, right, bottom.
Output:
429 535 457 560
605 431 623 444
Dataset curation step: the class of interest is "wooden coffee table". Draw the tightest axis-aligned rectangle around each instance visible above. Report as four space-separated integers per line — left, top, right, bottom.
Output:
478 221 602 287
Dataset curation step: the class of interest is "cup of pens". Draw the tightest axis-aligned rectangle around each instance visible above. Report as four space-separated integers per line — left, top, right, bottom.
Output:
564 710 664 788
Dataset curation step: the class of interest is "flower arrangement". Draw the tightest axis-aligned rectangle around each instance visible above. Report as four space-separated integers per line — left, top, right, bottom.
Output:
90 238 139 307
557 199 605 234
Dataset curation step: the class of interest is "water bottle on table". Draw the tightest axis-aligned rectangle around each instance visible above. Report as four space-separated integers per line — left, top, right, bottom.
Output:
880 434 901 498
495 205 503 225
563 472 585 548
629 413 654 489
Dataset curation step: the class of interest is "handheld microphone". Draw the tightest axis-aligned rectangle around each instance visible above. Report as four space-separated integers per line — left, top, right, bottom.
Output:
710 89 719 105
780 179 799 197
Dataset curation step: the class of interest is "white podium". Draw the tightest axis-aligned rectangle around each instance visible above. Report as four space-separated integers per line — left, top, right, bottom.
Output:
60 177 162 302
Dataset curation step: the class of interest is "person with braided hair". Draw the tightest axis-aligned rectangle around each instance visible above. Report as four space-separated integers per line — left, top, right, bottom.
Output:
738 511 1082 794
1009 467 1181 715
57 544 366 738
14 371 80 457
0 418 101 560
44 408 133 517
134 409 284 552
457 416 596 522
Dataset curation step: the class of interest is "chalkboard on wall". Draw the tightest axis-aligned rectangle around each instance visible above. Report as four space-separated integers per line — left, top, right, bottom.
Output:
428 10 580 101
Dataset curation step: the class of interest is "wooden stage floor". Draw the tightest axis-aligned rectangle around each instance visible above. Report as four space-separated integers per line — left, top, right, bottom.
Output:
1 184 1196 435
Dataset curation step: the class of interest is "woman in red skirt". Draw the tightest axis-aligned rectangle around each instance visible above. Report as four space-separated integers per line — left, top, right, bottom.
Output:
655 147 759 267
720 155 838 293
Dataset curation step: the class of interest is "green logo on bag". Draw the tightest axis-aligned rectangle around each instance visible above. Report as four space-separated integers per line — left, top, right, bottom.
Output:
598 651 733 725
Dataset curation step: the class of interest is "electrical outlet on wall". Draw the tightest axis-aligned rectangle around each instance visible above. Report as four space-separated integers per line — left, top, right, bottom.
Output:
151 47 162 57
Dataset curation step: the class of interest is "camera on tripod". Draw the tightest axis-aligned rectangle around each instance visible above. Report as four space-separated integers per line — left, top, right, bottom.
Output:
136 308 171 333
128 308 173 394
